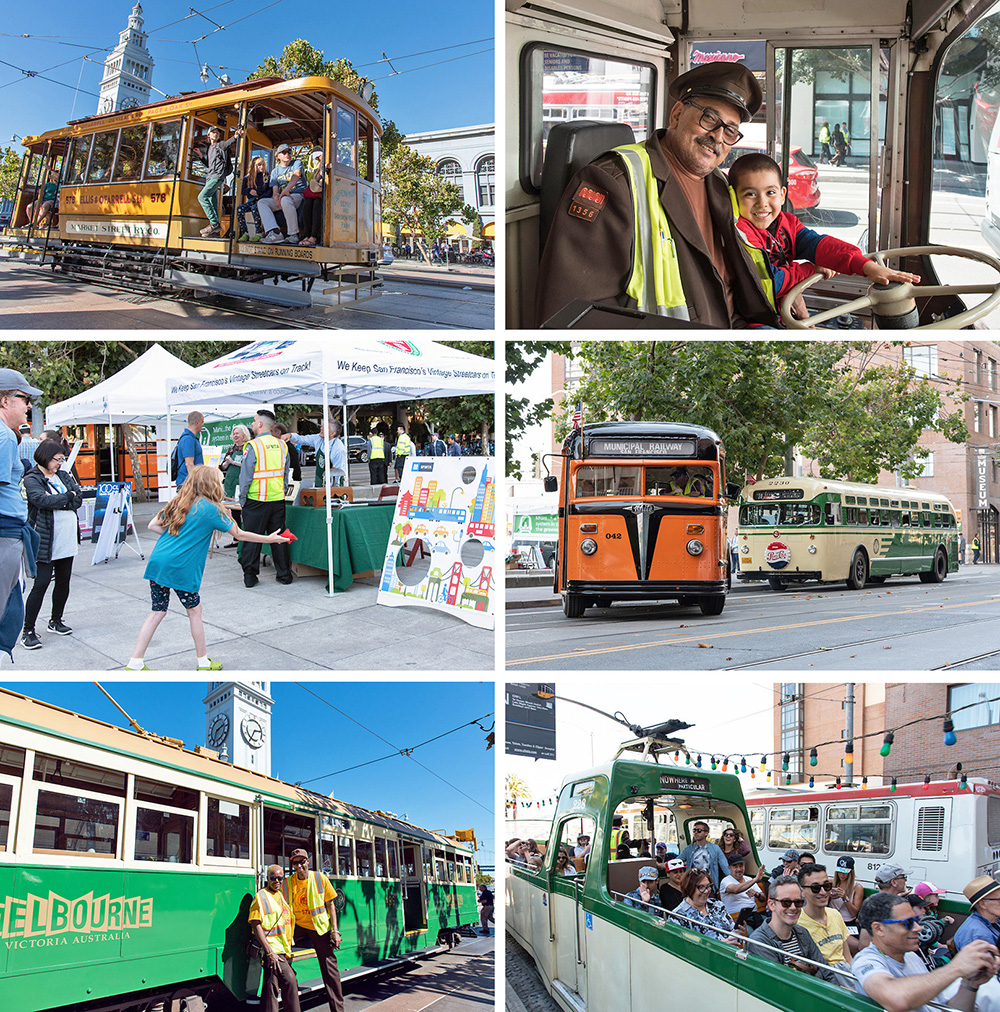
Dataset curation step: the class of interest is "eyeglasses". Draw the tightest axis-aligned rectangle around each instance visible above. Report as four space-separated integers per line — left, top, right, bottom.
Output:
722 832 735 837
291 859 307 866
774 898 806 909
12 393 31 405
695 884 712 893
683 100 744 144
267 873 284 881
693 827 708 833
51 455 65 463
806 882 834 894
877 917 919 930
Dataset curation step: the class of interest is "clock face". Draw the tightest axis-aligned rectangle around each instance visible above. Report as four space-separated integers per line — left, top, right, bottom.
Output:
241 716 265 749
208 713 229 747
121 97 140 109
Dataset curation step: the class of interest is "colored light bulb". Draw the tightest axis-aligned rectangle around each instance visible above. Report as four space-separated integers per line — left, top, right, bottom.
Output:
890 777 897 793
785 774 791 785
750 768 755 779
943 718 956 746
959 773 968 789
766 770 772 782
835 777 842 790
844 741 854 765
740 757 747 773
880 731 894 758
809 747 818 767
923 775 930 789
674 750 680 761
710 756 717 770
781 753 789 772
759 755 766 772
721 759 728 772
695 754 702 768
808 776 815 788
685 753 691 765
862 777 868 789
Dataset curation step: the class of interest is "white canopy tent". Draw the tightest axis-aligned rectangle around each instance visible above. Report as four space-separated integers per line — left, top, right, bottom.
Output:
164 338 496 596
45 344 262 481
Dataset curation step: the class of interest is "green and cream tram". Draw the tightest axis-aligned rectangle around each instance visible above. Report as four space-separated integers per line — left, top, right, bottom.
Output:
736 476 959 591
506 745 880 1012
0 689 476 1012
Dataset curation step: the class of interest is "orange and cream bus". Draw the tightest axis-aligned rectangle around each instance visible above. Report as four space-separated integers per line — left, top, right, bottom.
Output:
544 422 740 617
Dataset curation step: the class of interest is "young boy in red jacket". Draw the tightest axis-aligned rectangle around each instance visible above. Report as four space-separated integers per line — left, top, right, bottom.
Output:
729 153 919 317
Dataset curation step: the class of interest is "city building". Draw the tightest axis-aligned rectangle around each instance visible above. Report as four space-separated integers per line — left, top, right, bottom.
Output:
404 124 495 248
204 681 273 776
98 3 155 114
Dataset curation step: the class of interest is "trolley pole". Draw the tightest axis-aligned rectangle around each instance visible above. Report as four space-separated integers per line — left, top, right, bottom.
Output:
844 683 855 786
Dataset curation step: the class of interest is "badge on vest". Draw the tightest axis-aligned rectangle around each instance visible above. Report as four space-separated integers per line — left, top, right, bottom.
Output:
568 183 607 222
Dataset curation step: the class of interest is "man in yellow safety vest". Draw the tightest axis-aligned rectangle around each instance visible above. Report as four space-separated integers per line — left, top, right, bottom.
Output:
238 408 291 588
393 425 413 481
249 864 301 1012
367 428 389 485
536 62 777 329
288 848 344 1012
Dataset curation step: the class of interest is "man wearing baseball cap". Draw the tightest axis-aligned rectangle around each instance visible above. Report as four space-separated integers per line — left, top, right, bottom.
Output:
954 876 1000 951
623 865 665 914
287 848 344 1012
875 863 910 895
536 61 777 328
0 370 42 658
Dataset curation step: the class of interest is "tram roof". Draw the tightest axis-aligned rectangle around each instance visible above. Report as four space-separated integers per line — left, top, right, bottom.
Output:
0 688 471 853
745 778 1000 803
741 474 956 506
565 421 724 459
22 75 381 148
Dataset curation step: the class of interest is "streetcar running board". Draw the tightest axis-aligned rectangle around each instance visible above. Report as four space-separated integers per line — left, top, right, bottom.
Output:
164 269 313 307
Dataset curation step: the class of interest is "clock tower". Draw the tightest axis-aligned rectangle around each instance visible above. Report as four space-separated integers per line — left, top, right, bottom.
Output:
204 681 273 776
98 3 154 115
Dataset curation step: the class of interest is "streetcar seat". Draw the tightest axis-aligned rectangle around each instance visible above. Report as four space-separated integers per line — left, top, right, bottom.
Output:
539 121 635 254
607 857 656 903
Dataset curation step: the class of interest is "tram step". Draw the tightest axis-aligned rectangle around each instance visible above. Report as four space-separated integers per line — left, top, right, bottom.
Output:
164 269 313 307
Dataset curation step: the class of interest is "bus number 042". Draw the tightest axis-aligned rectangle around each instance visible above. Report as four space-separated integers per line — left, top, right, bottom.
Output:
605 533 622 539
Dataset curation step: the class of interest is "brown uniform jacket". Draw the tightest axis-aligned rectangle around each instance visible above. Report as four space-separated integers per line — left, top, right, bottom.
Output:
535 130 779 329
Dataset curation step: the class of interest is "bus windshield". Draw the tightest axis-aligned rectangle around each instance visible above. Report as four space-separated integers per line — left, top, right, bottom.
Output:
575 464 715 497
740 503 822 526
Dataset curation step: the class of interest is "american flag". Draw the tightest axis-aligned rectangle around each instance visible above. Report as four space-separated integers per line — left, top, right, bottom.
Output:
571 399 582 428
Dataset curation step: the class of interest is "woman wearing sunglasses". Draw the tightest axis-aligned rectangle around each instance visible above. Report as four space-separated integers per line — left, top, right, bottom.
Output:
718 826 752 863
830 855 865 926
555 848 577 877
671 870 741 945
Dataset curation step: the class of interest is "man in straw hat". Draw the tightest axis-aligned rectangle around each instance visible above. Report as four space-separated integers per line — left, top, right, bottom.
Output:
954 876 1000 951
536 62 778 328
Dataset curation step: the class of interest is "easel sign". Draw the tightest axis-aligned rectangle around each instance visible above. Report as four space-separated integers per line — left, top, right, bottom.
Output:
92 482 145 565
92 481 132 544
377 456 495 630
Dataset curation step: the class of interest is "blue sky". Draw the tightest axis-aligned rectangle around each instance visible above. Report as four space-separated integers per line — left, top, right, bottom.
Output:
5 680 496 867
0 0 494 146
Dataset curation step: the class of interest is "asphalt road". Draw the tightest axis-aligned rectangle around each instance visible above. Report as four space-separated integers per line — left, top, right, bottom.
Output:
505 564 999 671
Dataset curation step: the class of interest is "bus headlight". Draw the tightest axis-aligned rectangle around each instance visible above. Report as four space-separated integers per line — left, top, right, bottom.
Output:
580 539 598 555
808 545 817 554
686 539 704 556
740 545 750 554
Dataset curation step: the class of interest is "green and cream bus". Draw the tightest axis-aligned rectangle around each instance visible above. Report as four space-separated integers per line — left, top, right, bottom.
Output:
736 476 959 591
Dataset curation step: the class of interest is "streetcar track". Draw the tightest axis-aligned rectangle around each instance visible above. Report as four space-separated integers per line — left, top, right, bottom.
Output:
930 650 1000 670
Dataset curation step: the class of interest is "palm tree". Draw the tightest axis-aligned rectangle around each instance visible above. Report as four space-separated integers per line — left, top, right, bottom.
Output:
505 773 532 818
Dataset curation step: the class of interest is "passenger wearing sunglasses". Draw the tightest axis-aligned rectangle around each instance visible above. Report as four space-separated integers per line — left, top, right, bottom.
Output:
797 865 853 976
748 875 838 981
852 891 1000 1012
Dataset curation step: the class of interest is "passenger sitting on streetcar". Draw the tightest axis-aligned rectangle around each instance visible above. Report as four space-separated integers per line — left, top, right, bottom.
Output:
259 144 305 245
671 869 742 945
719 855 767 932
198 125 243 238
236 156 269 241
555 848 578 877
25 168 59 228
624 866 665 914
298 147 327 248
666 466 711 497
659 857 689 911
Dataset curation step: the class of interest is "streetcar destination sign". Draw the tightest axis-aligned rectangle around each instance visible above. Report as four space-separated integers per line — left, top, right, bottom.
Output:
589 438 696 457
659 773 712 793
752 489 804 501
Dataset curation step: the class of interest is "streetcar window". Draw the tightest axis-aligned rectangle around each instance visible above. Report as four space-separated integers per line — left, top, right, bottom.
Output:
447 853 457 882
359 117 373 181
134 808 194 863
375 837 387 877
188 120 214 181
0 783 12 851
645 466 714 497
766 806 819 853
435 848 446 880
356 839 374 877
146 119 182 179
521 43 655 192
0 745 25 778
557 815 596 874
824 802 893 855
424 845 433 879
575 464 642 497
338 835 354 876
263 808 314 869
320 837 335 874
373 133 381 188
114 123 148 182
740 503 821 526
34 790 119 857
134 777 198 810
387 838 399 878
336 106 357 171
86 130 119 184
33 753 125 797
749 808 765 849
65 136 92 184
206 796 249 861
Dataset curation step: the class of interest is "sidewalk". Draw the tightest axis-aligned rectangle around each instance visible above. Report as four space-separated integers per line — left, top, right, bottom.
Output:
9 500 493 672
380 260 494 292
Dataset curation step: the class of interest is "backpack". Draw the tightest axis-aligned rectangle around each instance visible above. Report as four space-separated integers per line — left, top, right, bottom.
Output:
170 443 179 481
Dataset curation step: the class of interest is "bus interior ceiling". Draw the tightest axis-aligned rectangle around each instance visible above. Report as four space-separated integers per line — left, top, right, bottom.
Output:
508 0 1000 328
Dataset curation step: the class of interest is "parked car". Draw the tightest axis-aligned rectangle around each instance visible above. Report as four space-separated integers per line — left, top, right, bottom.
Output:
720 143 821 211
348 435 369 463
0 199 13 229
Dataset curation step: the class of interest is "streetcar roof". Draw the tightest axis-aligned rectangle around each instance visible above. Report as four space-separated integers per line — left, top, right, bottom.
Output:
565 421 724 460
22 74 381 148
745 777 1000 803
0 687 471 852
739 475 956 507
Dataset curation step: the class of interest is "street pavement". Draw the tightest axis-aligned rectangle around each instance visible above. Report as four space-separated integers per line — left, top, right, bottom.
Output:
506 933 560 1012
9 500 493 672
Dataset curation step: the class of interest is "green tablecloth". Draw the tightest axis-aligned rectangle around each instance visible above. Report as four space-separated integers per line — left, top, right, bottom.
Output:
262 503 394 592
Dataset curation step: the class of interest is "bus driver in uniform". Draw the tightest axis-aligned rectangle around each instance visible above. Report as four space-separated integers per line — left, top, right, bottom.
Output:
288 847 345 1012
535 62 779 329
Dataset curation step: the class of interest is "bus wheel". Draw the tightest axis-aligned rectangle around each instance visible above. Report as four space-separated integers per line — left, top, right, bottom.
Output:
563 594 586 618
767 576 786 592
919 549 948 584
846 550 868 590
699 596 725 616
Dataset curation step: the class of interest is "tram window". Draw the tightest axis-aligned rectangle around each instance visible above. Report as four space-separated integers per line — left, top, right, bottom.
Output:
388 838 399 878
336 107 357 172
843 507 857 524
434 848 446 880
424 845 433 879
263 808 314 869
356 839 374 877
188 121 214 181
34 790 119 857
0 782 12 850
0 745 25 778
65 136 93 184
114 124 148 182
206 796 249 861
134 809 194 863
86 130 119 184
338 835 355 876
859 508 869 524
134 777 198 811
320 837 335 874
33 753 125 797
645 465 714 497
749 809 765 849
359 117 373 181
575 464 641 497
146 119 182 179
373 134 381 188
447 855 456 882
766 806 819 853
521 43 655 192
558 815 596 874
825 803 893 855
375 837 387 876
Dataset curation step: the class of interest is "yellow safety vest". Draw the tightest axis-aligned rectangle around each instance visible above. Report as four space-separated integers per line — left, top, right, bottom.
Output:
247 434 286 502
395 433 412 456
255 888 292 956
728 185 776 309
299 870 331 934
610 827 626 861
613 143 689 320
370 435 386 460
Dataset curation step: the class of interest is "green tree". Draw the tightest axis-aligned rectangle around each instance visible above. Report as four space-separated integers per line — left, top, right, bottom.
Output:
416 340 494 450
381 144 470 263
506 341 571 480
0 147 22 202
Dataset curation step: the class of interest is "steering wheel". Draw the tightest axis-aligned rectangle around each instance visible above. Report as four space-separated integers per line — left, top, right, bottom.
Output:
780 245 1000 330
